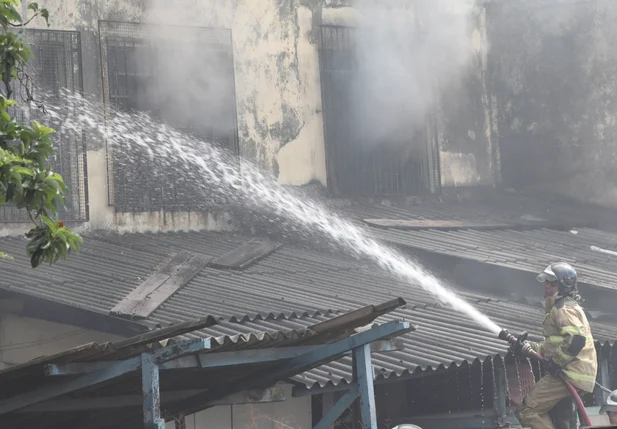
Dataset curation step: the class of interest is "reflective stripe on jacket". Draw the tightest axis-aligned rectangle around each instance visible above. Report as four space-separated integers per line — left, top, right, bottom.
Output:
529 294 597 392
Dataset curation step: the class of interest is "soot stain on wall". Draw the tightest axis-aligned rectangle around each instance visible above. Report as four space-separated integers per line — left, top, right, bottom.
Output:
488 0 617 206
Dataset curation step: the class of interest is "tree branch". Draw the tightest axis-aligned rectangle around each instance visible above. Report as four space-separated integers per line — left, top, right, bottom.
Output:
27 209 40 228
8 12 42 28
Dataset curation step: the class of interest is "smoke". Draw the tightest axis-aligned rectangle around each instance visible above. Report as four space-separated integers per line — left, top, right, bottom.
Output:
124 1 237 145
349 0 478 148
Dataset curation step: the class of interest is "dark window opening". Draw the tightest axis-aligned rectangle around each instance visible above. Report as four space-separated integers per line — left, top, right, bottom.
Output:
0 29 88 223
99 20 239 213
318 25 441 197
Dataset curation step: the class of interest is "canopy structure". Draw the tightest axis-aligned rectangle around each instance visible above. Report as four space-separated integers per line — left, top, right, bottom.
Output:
0 299 413 429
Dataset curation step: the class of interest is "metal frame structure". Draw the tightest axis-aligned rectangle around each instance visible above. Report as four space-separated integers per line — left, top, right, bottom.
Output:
0 320 411 429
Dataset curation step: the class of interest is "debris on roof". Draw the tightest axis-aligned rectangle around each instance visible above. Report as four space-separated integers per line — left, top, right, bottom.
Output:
111 252 211 319
209 238 281 270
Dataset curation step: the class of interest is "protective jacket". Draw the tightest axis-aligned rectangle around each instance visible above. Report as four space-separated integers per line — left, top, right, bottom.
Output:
529 294 597 392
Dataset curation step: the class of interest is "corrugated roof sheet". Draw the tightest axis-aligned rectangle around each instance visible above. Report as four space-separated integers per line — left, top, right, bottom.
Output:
337 190 615 229
1 194 617 391
366 226 617 291
209 295 617 391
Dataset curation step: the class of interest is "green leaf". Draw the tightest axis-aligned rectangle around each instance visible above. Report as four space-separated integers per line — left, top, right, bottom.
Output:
10 165 33 177
30 248 43 268
27 2 39 12
40 8 49 26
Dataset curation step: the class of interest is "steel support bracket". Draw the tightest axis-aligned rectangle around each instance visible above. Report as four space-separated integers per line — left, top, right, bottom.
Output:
313 343 380 429
313 385 359 429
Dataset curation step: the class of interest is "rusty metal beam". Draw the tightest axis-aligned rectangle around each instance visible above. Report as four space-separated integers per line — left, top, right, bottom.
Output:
354 344 377 429
165 320 414 419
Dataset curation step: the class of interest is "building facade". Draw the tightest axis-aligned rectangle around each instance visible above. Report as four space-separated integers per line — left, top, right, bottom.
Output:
2 0 617 427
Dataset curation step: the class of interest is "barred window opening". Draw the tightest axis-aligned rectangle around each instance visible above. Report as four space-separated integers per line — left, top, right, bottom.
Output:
0 29 88 223
99 20 239 213
318 25 440 197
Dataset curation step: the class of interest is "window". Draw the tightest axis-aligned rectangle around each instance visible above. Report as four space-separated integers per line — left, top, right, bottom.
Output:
99 21 239 212
318 25 441 196
0 29 88 222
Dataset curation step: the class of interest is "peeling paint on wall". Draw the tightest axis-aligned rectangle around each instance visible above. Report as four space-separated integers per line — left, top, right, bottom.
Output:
436 6 496 188
16 0 332 234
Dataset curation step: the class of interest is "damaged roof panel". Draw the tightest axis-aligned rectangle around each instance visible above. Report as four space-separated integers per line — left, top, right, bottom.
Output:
209 238 281 270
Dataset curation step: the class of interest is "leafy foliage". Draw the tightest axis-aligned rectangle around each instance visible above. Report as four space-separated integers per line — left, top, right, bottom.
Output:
0 0 82 268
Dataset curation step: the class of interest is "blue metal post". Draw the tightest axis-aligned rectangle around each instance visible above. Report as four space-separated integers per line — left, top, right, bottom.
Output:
353 344 377 429
142 353 165 429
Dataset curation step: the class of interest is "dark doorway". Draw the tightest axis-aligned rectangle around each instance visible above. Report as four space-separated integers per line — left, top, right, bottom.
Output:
318 25 440 197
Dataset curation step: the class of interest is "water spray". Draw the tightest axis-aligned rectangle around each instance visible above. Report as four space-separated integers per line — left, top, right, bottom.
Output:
498 329 592 426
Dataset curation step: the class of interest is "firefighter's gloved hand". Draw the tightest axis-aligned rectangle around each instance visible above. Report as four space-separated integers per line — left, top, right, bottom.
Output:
543 358 561 376
510 341 533 357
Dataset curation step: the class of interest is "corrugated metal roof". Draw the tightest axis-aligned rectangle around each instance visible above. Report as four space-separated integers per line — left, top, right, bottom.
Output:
338 191 615 229
366 226 617 291
211 295 617 391
0 232 246 313
1 196 617 391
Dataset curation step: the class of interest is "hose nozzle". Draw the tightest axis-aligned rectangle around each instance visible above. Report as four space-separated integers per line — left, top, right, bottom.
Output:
498 329 516 344
498 329 528 346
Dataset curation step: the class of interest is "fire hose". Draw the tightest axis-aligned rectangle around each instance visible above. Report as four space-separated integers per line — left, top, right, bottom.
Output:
498 329 593 427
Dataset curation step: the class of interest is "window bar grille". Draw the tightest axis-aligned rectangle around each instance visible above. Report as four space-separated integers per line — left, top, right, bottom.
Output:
0 29 88 223
98 20 240 213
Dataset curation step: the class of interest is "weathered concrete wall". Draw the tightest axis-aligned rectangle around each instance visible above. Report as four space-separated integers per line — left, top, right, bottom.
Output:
437 5 498 187
165 383 311 429
0 312 122 366
140 0 329 186
41 0 330 185
488 0 617 207
6 0 330 235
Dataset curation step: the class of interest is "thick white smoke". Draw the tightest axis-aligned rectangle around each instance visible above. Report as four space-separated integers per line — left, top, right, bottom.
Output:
350 0 478 148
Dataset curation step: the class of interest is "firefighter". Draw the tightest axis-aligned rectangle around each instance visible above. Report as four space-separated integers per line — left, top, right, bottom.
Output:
511 262 597 429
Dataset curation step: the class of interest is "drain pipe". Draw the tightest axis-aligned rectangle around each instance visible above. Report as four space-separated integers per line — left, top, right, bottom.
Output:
498 329 593 427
